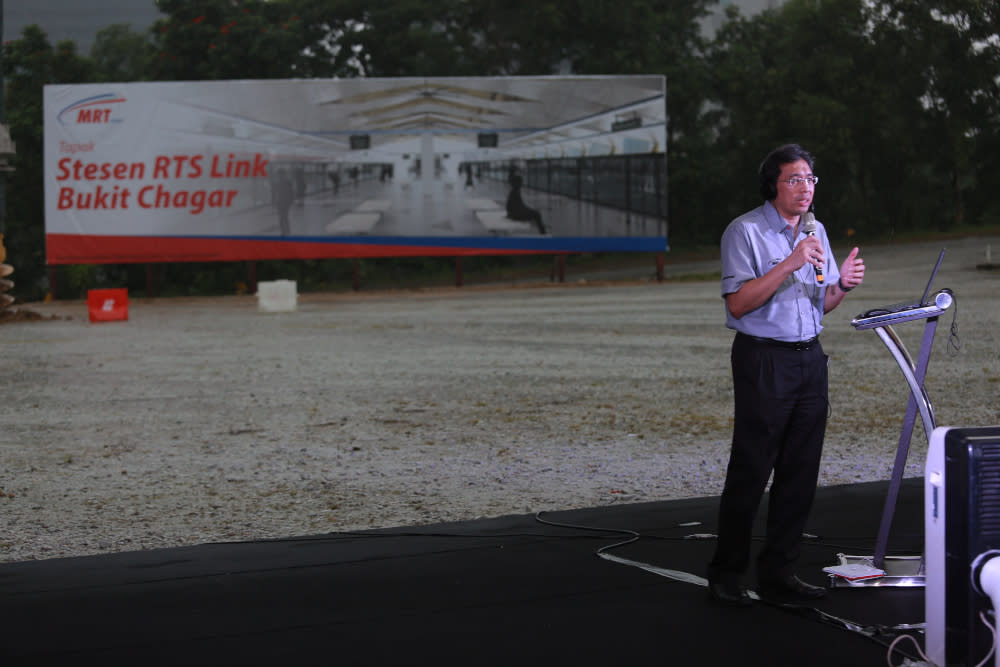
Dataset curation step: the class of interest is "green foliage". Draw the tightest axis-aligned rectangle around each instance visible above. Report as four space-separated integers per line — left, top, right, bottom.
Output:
150 0 319 80
91 24 155 82
61 264 99 298
866 0 1000 230
3 26 93 300
700 0 999 243
1 0 999 299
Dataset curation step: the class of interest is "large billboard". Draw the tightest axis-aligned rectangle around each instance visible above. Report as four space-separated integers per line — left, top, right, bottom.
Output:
44 76 667 265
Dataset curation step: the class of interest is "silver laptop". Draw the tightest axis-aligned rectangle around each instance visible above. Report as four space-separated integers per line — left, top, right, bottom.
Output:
851 249 953 330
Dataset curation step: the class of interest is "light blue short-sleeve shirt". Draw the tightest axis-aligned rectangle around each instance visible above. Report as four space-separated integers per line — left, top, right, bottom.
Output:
720 201 839 342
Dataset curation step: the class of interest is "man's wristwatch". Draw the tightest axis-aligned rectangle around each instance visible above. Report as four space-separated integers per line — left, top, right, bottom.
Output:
838 278 853 293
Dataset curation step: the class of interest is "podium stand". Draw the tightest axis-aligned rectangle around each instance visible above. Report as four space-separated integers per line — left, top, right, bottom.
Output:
829 288 954 588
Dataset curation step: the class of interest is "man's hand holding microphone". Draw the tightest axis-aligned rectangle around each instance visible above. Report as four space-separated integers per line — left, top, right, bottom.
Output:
795 212 865 293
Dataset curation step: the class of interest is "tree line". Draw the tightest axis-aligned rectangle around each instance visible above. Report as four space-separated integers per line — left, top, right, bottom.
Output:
2 0 998 299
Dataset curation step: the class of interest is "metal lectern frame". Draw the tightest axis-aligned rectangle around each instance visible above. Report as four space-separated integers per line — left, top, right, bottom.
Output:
831 308 943 588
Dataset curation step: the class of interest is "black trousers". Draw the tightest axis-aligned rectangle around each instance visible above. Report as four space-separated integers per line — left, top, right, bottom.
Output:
708 332 828 584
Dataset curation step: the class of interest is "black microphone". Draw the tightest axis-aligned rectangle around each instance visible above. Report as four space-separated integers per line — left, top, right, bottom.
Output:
802 212 824 284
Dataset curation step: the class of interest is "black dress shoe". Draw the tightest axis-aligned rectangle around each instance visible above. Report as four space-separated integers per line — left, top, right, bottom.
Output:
708 580 753 607
757 575 826 603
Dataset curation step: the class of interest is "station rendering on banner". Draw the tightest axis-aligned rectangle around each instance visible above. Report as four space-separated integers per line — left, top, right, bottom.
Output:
44 76 668 265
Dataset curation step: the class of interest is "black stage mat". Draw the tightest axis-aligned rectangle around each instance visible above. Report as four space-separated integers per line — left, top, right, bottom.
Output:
0 478 926 666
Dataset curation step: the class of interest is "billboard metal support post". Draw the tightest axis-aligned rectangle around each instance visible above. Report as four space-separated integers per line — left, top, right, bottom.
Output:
247 261 257 295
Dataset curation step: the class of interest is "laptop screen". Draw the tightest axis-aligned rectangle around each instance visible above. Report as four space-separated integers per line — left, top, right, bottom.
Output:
920 248 947 305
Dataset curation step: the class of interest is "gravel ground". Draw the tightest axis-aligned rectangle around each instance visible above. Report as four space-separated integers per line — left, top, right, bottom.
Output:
2 237 999 563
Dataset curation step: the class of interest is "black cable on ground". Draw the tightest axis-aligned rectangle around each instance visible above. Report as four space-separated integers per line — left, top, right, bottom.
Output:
532 509 927 664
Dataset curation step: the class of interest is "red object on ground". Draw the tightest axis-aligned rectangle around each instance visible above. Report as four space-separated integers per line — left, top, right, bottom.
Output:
87 288 129 323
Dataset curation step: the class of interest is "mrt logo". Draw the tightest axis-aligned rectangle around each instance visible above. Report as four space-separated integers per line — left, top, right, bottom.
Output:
56 93 126 126
77 108 113 123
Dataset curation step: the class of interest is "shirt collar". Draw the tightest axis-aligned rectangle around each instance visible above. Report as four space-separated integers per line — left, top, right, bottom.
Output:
763 200 799 241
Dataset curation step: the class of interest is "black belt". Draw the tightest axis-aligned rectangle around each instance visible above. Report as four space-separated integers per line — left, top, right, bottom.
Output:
738 332 819 351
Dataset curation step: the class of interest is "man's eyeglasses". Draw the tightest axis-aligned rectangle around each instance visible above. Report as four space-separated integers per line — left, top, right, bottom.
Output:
779 176 819 187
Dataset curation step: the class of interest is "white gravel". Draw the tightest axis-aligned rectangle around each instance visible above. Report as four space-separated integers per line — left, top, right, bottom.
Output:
2 237 999 563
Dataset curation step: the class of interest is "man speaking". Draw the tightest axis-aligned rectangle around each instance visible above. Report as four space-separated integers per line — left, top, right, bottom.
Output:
706 144 866 606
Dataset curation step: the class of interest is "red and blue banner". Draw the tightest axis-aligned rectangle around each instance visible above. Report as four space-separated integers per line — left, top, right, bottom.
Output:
44 77 668 265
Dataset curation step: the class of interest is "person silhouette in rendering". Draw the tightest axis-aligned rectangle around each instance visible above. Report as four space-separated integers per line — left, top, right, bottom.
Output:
506 169 547 235
273 170 295 236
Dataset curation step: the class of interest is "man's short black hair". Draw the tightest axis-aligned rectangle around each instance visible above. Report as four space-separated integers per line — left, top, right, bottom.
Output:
758 144 815 201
